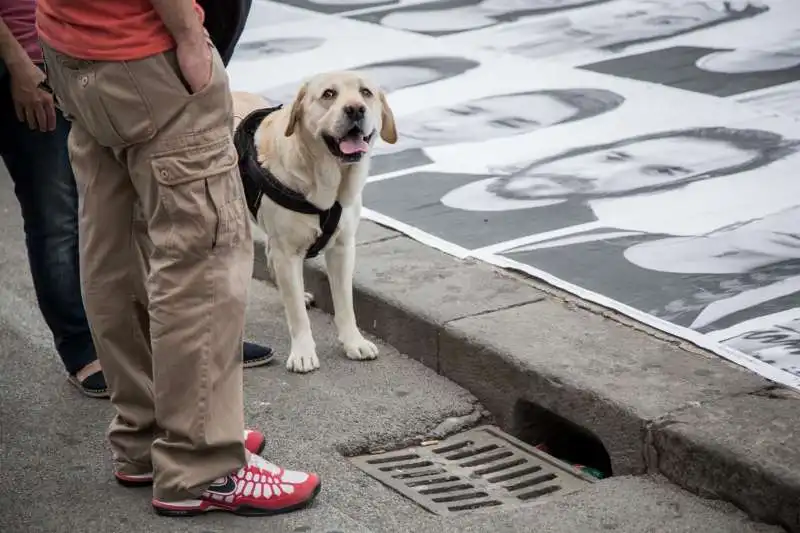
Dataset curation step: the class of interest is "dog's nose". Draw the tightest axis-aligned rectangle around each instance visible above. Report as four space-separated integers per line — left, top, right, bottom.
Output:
344 104 366 120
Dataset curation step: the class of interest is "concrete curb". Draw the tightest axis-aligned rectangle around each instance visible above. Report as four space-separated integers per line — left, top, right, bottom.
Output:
253 220 800 532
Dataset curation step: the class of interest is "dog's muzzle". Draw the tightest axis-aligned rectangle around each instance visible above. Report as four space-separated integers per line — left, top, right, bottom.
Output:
322 105 375 163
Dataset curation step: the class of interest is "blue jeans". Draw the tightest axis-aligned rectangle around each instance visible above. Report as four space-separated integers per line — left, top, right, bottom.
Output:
0 64 96 376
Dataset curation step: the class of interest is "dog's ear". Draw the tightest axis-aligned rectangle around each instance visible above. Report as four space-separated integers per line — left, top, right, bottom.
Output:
378 91 398 145
284 82 308 137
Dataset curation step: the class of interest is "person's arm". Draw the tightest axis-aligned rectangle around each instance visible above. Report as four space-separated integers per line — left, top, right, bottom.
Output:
149 0 205 44
149 0 212 94
0 16 56 131
0 16 31 74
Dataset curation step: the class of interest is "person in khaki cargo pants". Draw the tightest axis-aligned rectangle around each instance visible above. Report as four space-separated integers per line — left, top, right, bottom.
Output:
1 0 279 402
36 0 321 517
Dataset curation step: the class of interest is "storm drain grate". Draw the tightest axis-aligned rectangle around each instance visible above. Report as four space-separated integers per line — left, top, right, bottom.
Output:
349 425 595 516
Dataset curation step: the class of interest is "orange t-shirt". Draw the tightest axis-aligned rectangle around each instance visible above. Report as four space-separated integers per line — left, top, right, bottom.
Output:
35 0 205 61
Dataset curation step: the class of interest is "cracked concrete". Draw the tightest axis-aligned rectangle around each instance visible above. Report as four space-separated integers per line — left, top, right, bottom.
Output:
444 299 544 325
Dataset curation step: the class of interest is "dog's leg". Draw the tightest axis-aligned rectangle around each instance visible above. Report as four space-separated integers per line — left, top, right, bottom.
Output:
250 217 315 309
251 215 314 307
325 239 378 361
272 250 320 373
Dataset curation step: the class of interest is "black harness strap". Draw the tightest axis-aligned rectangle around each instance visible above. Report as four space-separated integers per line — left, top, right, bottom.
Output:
234 106 343 259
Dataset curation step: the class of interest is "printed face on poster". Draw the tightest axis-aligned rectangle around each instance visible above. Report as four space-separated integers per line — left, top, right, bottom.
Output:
365 59 765 180
438 0 775 66
261 55 483 105
227 15 450 94
260 0 426 15
348 0 613 36
363 88 798 251
578 1 800 96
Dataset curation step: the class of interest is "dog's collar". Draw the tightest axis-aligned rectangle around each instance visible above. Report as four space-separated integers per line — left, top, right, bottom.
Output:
234 105 342 259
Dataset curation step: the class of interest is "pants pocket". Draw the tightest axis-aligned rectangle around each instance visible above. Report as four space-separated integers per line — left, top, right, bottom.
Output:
91 61 157 146
42 45 156 148
157 41 225 101
150 127 246 256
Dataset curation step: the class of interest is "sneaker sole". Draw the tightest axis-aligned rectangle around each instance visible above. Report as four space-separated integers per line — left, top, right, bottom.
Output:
115 474 155 488
67 376 110 399
152 481 322 517
243 351 276 368
116 439 267 488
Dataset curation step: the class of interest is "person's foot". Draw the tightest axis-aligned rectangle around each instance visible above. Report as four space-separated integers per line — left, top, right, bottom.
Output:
151 452 321 517
243 341 275 368
115 429 267 487
68 360 109 399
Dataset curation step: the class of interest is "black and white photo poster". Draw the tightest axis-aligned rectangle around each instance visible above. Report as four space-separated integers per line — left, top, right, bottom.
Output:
348 0 613 36
361 85 800 388
439 0 775 65
579 0 800 96
229 1 800 390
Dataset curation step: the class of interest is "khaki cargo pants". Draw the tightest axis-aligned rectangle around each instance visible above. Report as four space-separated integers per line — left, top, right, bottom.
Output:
40 42 253 501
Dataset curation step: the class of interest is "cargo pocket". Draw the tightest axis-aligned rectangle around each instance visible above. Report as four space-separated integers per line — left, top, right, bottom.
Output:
150 128 245 256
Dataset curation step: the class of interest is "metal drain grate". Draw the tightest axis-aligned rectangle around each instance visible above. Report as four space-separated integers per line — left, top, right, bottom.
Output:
349 425 595 516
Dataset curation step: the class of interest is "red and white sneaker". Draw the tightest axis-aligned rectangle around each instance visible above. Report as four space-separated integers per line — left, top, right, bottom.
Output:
115 429 267 487
151 453 321 517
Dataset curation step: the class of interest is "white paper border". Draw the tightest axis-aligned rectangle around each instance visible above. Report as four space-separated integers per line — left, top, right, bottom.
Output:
360 210 800 391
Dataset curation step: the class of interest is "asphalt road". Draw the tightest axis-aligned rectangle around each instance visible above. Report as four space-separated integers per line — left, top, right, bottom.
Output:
0 160 784 532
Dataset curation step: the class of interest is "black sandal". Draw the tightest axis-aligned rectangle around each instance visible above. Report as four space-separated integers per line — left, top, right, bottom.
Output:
243 341 275 368
68 370 110 399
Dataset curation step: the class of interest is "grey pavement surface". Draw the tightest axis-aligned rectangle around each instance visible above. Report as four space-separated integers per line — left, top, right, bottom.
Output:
0 162 788 530
294 221 800 531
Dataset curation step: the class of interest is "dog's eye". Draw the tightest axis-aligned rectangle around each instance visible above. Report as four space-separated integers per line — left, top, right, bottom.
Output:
359 87 373 98
321 88 337 99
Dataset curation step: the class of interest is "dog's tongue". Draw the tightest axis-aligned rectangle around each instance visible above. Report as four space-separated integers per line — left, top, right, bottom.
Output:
339 137 369 155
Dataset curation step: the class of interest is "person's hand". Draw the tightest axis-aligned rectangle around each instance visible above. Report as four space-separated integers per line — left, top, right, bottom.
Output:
9 58 57 132
175 34 212 94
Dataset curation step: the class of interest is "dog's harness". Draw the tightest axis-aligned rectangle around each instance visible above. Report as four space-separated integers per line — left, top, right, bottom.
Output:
234 105 342 259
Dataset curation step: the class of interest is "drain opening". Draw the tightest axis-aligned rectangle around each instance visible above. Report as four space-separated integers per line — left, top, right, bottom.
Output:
432 491 489 503
407 476 460 487
394 468 447 479
505 472 557 491
349 425 595 516
418 483 475 495
486 465 541 483
449 500 503 512
445 444 500 460
378 460 433 471
514 400 613 479
518 485 561 501
473 458 527 476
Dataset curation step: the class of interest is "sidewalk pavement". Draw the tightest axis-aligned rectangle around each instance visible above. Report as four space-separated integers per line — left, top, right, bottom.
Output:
284 219 800 533
0 167 794 531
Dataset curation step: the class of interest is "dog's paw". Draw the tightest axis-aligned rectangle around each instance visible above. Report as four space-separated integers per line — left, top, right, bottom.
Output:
286 346 320 373
304 291 316 309
342 335 379 361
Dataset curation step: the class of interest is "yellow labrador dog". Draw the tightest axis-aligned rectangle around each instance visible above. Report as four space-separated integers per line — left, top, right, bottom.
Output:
232 71 397 373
